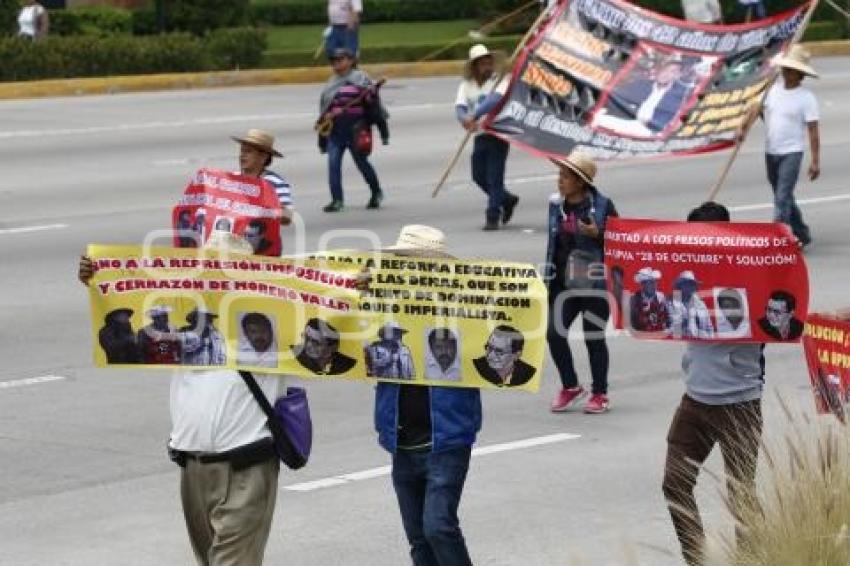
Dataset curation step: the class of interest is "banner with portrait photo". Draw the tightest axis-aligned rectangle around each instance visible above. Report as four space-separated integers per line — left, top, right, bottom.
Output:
802 313 850 423
87 245 547 391
485 0 809 159
172 168 283 256
603 218 809 342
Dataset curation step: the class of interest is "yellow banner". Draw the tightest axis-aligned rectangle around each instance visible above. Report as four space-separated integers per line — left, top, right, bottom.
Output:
88 245 547 391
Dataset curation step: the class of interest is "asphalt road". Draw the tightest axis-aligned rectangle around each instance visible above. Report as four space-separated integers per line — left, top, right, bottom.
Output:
1 57 849 566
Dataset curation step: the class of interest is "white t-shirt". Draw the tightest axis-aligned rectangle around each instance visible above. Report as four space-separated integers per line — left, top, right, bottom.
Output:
764 82 819 155
18 5 45 38
169 369 286 453
455 75 508 113
328 0 362 25
681 0 721 22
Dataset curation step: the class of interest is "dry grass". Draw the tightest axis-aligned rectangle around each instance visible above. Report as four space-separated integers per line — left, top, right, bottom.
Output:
708 394 850 566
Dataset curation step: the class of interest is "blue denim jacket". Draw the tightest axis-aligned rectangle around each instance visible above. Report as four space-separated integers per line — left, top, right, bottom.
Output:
544 188 611 289
374 383 482 454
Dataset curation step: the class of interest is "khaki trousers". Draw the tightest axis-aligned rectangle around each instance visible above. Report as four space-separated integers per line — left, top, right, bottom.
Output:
180 457 279 566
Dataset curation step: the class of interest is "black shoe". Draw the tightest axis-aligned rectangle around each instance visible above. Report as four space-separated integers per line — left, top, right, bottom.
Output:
323 200 344 213
367 190 383 209
483 220 499 231
502 194 520 224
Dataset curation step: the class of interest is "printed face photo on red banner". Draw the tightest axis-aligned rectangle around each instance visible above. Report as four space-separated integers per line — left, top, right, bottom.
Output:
802 314 850 423
172 168 283 256
604 218 809 343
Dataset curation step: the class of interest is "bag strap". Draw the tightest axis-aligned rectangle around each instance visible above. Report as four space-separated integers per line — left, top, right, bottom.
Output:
239 370 276 420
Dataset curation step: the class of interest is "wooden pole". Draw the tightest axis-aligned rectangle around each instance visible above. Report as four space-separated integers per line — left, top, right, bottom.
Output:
432 4 555 198
705 0 821 202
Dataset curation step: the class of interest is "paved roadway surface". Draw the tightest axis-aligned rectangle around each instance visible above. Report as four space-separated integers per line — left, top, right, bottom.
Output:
1 57 849 566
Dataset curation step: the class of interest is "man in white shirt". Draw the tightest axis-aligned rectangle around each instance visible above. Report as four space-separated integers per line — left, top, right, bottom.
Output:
681 0 722 23
237 312 279 369
424 328 461 381
326 0 362 59
761 45 821 247
455 44 518 231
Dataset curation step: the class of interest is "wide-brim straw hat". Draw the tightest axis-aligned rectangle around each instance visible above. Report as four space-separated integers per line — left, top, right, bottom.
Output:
550 151 598 186
674 270 700 285
463 44 506 80
231 129 284 157
775 44 818 78
383 225 454 258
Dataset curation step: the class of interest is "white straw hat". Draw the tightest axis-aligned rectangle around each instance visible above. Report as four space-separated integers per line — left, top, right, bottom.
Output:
775 44 818 78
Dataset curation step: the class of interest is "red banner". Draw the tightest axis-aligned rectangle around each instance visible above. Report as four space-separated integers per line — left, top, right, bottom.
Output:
604 218 808 342
172 168 282 256
802 313 850 422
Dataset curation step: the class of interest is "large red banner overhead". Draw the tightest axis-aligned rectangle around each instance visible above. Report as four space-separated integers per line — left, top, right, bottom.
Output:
485 0 810 159
802 313 850 423
604 218 809 343
172 168 282 256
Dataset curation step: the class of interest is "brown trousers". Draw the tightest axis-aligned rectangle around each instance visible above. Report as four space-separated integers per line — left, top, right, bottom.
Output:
181 457 279 566
662 395 762 566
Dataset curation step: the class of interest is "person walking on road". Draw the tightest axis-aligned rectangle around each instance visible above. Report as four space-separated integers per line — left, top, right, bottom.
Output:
373 225 479 566
760 45 821 248
455 44 519 231
18 0 48 41
662 201 765 566
325 0 362 59
545 152 618 414
318 47 389 213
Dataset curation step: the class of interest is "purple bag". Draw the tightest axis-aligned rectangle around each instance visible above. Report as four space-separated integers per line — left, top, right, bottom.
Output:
240 372 312 470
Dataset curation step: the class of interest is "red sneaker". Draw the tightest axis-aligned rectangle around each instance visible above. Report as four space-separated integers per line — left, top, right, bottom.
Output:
550 386 586 412
584 394 610 414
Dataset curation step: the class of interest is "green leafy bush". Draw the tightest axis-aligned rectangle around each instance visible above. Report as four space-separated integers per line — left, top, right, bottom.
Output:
0 27 267 81
49 6 133 37
165 0 250 35
0 0 17 36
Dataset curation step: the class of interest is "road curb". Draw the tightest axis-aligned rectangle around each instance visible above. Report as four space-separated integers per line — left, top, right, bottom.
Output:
0 39 848 101
0 60 464 101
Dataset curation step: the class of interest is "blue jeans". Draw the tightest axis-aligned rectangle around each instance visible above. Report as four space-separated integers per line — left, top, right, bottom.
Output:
392 446 473 566
325 24 359 58
471 134 509 223
327 136 381 203
766 152 810 242
737 1 766 21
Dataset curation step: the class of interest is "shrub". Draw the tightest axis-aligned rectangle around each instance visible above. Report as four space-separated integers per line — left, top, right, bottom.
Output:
206 26 268 69
49 6 133 37
0 0 17 36
162 0 250 35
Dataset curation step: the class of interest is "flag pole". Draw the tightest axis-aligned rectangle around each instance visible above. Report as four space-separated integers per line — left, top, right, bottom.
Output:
705 0 821 202
432 3 555 198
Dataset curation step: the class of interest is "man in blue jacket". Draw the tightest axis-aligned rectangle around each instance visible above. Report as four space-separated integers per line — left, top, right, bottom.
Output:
374 225 480 566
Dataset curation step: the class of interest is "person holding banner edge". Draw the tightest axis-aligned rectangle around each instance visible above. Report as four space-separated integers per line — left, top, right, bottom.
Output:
662 201 766 566
372 225 480 566
545 152 618 414
455 44 520 231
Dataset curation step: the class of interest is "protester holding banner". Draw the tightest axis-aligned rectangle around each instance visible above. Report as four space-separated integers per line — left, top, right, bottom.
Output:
373 225 479 566
759 45 821 248
661 202 765 566
317 47 389 213
546 152 617 414
79 236 289 566
681 0 722 24
455 44 519 231
232 129 294 228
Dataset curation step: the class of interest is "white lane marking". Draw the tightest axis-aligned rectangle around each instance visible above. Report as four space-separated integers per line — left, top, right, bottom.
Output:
0 375 67 389
0 223 67 235
0 104 442 140
283 432 580 493
730 193 850 212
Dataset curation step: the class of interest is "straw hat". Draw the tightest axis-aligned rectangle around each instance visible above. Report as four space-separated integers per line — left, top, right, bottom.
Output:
550 151 598 186
775 44 818 78
464 44 502 79
384 225 453 258
379 321 408 339
634 267 662 283
231 129 284 157
674 270 700 285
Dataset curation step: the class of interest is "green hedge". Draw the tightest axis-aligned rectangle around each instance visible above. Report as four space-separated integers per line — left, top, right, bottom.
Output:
0 0 16 35
0 27 266 81
49 6 133 36
260 34 519 68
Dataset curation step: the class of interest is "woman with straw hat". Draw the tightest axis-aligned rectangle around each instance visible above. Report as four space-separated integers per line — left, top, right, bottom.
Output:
761 44 821 247
545 152 618 414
